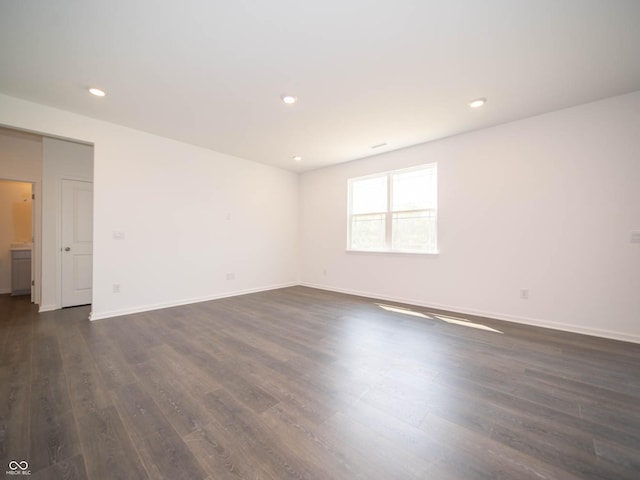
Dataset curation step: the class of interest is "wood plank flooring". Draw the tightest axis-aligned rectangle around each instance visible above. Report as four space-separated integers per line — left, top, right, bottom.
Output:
1 286 639 479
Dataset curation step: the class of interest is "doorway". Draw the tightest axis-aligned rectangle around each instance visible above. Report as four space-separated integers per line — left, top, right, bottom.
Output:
0 179 34 298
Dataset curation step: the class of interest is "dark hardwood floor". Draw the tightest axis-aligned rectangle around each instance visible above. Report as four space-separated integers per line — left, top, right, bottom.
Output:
1 286 639 479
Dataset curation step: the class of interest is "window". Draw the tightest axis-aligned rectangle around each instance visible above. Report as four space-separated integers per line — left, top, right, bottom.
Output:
348 163 437 253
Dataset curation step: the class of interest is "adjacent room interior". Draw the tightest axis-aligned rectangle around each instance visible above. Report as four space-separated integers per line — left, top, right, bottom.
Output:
0 1 639 479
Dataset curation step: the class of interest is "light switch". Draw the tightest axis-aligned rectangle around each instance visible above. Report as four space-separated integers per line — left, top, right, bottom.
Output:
113 231 125 240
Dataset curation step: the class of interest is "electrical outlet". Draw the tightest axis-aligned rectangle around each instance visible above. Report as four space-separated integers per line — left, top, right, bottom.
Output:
323 269 327 276
631 231 640 243
226 273 235 280
520 289 529 300
112 283 120 293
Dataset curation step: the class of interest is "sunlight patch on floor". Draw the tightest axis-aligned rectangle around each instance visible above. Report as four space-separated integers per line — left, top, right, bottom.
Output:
375 303 503 334
376 303 431 318
433 314 503 334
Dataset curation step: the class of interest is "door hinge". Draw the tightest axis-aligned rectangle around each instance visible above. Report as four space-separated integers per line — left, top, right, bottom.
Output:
31 280 35 286
32 193 35 200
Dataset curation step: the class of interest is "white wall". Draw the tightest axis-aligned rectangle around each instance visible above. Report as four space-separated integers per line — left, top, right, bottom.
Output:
0 127 42 301
2 90 638 342
41 137 94 310
0 93 299 319
300 91 640 343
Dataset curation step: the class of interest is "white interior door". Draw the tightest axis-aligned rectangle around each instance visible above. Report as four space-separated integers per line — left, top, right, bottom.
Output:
61 179 93 307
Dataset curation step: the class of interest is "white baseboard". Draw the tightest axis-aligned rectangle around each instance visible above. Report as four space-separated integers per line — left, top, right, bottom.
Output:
38 304 58 312
37 279 640 344
300 282 640 345
89 282 298 321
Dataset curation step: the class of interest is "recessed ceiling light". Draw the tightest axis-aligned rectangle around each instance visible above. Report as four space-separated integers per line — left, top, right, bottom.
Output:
293 156 302 161
89 87 106 97
469 98 486 108
281 94 297 105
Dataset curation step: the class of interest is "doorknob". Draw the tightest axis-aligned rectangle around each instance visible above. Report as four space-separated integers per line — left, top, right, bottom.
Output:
64 247 71 252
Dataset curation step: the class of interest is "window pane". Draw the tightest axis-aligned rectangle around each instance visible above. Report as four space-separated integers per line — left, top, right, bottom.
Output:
350 213 386 250
391 210 437 252
392 167 436 211
351 176 387 214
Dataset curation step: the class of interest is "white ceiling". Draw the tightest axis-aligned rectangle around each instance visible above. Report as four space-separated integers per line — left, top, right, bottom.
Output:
1 1 639 172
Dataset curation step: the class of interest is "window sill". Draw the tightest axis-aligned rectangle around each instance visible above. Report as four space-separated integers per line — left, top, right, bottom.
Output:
345 249 439 256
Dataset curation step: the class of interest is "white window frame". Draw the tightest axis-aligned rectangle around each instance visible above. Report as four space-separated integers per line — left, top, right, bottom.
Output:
347 163 438 254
